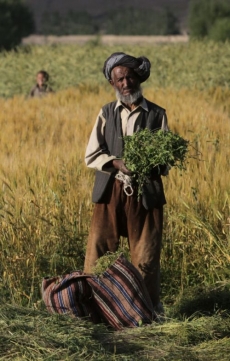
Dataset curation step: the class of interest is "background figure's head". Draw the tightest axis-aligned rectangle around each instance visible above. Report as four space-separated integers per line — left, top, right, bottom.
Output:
36 70 49 88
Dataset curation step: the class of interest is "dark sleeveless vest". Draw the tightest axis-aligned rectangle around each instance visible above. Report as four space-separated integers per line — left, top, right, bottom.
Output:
91 99 166 209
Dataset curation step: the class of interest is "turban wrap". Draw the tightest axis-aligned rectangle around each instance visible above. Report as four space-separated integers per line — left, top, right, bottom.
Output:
103 52 151 83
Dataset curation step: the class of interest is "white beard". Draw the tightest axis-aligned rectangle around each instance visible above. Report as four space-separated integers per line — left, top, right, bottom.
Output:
115 87 143 104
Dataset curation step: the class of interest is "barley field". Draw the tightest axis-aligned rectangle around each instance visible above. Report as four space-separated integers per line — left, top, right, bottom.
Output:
1 40 230 97
0 41 230 360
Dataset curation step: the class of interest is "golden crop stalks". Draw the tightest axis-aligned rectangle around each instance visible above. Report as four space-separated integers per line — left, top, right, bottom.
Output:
0 85 229 304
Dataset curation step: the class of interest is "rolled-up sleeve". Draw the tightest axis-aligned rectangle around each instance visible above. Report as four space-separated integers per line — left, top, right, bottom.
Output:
161 112 171 175
85 109 117 171
161 113 169 131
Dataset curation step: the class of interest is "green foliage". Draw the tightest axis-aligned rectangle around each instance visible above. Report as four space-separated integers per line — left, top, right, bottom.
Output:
93 250 131 276
189 0 230 41
123 129 189 197
0 0 34 50
105 7 180 35
209 17 230 41
40 7 179 36
162 8 181 35
93 252 123 276
2 41 230 98
41 11 96 35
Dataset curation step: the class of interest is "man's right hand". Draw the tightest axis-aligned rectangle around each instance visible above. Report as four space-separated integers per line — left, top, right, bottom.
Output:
112 159 132 175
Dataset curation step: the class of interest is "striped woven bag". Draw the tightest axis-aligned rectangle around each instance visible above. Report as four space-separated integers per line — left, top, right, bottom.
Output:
41 271 101 324
87 254 155 330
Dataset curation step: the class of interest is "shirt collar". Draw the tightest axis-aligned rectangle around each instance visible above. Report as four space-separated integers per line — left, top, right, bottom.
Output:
114 97 149 112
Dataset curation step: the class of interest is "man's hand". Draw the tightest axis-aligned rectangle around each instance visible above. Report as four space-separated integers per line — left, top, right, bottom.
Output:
113 159 132 175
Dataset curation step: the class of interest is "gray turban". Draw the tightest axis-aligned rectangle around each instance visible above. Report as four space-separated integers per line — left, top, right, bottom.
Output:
103 52 151 83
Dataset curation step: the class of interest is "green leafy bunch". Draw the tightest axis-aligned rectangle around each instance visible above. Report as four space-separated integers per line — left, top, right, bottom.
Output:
123 128 189 196
92 251 129 276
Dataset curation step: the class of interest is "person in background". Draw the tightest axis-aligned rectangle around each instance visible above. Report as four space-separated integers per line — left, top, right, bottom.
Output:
84 52 169 315
29 70 53 98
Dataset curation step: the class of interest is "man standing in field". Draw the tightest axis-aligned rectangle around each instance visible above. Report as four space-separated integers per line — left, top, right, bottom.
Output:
84 52 168 313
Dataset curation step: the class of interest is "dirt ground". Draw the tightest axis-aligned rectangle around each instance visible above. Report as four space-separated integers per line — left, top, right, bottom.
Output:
22 35 189 46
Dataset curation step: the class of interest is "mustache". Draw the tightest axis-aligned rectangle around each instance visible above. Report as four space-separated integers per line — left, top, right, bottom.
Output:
115 87 143 104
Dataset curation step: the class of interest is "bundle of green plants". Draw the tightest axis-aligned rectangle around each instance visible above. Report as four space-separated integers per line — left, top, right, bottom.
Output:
123 129 189 198
92 251 130 276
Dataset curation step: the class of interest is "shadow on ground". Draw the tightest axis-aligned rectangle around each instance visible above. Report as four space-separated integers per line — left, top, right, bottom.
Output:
171 284 230 319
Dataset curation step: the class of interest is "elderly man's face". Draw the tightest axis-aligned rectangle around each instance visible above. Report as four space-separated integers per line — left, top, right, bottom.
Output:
110 66 140 96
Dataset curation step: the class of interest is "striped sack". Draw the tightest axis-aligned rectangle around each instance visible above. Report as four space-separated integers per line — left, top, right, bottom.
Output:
87 254 154 330
41 271 101 324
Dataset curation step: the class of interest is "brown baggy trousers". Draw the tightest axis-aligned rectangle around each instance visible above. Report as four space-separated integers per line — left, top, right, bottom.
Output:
84 178 164 308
